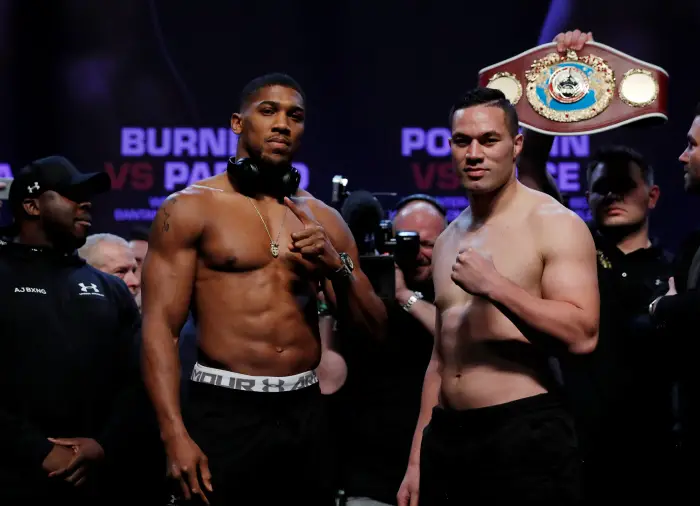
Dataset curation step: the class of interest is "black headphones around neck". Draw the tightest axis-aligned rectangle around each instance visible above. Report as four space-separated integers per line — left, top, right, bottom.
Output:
227 156 301 198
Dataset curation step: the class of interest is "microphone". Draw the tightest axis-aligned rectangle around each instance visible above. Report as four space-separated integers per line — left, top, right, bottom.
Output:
331 175 349 206
340 190 385 255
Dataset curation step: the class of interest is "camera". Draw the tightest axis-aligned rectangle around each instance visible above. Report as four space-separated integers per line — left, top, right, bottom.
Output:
376 220 420 269
333 175 420 301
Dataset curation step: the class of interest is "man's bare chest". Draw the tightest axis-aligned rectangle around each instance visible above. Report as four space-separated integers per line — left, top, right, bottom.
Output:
199 202 306 272
436 223 543 307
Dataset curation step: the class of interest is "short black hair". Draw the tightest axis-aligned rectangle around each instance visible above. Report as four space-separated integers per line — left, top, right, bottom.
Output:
448 87 519 138
239 73 305 111
696 101 700 117
586 145 654 187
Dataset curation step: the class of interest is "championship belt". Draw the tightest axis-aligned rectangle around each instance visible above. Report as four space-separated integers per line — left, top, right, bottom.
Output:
478 41 668 136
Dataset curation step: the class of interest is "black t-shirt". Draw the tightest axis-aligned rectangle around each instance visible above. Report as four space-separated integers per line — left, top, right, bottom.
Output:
330 293 434 504
559 226 675 457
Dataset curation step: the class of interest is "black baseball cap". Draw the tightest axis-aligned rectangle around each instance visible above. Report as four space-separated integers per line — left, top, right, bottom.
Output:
8 155 111 210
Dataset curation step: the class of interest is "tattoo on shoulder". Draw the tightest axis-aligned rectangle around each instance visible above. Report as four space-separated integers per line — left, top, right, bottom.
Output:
162 197 177 232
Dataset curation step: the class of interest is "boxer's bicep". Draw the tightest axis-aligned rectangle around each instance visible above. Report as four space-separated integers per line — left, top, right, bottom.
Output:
142 194 202 342
540 212 600 341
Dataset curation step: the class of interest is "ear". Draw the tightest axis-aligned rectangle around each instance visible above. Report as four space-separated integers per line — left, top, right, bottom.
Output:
230 113 243 135
648 184 660 209
512 133 524 161
22 198 40 217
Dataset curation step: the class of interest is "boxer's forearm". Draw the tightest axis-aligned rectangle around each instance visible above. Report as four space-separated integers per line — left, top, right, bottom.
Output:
488 279 598 354
408 357 441 466
141 322 186 441
329 272 388 338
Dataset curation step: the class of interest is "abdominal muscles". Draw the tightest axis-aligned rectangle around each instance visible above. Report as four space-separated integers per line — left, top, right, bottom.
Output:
194 265 322 377
437 299 549 410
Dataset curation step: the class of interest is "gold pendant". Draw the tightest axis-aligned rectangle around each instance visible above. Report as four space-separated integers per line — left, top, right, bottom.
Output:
270 242 279 258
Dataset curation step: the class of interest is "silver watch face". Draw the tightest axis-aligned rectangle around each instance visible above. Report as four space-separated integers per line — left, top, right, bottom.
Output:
341 252 354 271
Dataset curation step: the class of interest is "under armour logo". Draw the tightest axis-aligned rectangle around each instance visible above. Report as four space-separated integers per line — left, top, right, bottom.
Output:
27 182 40 194
261 378 286 392
79 282 100 293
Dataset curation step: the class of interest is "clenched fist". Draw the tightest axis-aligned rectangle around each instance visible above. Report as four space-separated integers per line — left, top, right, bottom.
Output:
450 248 502 297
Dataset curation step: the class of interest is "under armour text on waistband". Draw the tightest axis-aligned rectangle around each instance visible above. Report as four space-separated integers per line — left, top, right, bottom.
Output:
190 362 319 393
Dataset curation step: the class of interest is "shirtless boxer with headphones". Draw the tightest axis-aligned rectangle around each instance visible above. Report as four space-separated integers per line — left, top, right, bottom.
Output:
141 73 387 505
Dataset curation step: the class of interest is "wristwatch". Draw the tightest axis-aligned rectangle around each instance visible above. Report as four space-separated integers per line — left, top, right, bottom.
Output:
402 291 424 312
317 299 330 317
332 252 354 279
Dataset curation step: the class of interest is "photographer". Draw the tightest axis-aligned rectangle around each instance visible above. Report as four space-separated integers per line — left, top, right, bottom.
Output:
333 194 446 506
392 196 444 336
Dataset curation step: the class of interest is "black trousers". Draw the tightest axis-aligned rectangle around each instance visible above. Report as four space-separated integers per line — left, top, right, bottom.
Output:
173 380 336 506
582 440 682 504
419 393 582 505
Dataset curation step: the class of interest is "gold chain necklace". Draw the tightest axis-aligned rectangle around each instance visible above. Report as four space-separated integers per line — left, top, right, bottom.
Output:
247 198 288 258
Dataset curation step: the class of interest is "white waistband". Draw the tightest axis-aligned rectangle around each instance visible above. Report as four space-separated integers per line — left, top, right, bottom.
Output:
190 362 318 393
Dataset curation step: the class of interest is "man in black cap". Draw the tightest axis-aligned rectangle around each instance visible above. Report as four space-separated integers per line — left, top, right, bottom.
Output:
0 156 144 504
3 157 107 239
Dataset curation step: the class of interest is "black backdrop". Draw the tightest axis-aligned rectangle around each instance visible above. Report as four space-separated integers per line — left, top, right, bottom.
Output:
1 0 698 250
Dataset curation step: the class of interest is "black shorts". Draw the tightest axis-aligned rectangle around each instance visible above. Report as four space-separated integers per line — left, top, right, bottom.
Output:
419 393 582 505
175 379 335 505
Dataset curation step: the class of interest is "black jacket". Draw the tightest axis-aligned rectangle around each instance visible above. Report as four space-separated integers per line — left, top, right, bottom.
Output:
0 239 141 500
652 230 700 452
653 230 700 331
560 226 675 457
